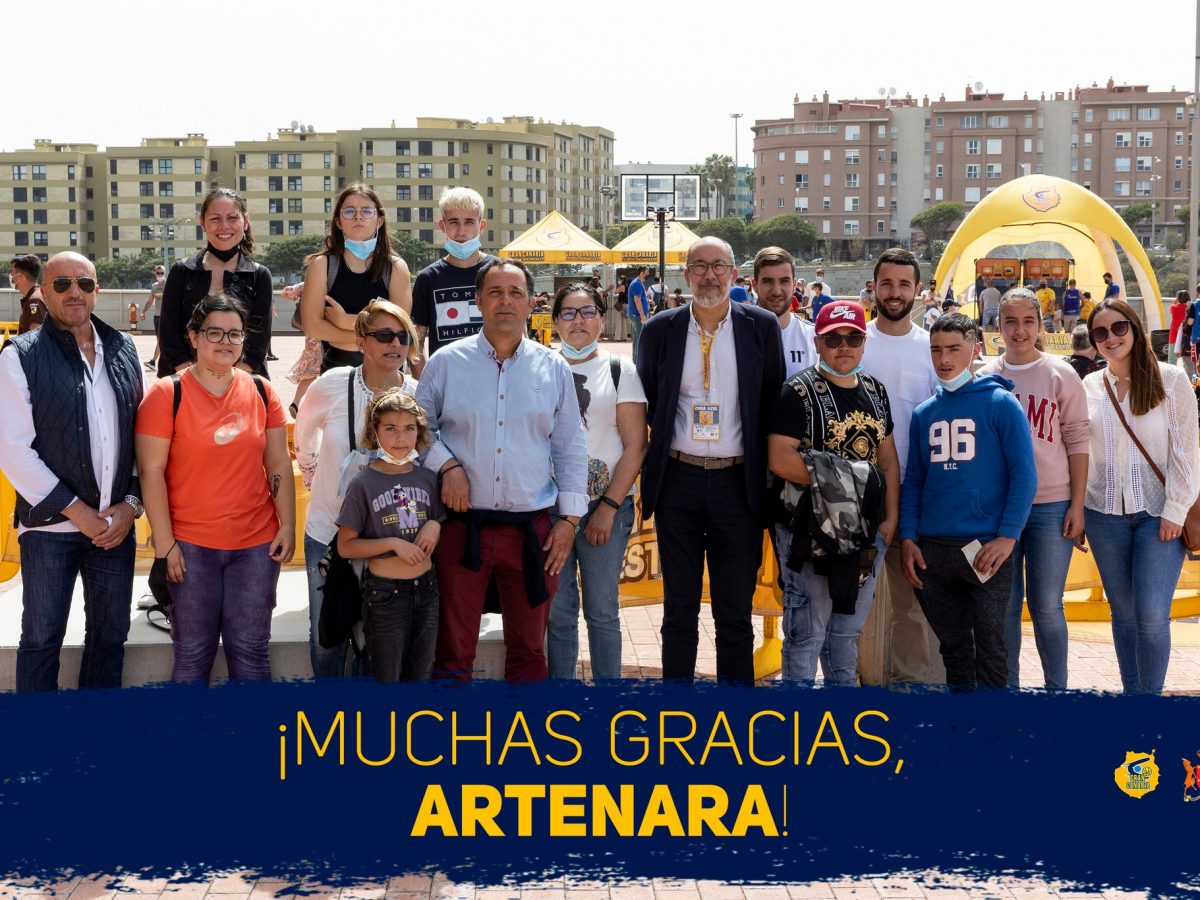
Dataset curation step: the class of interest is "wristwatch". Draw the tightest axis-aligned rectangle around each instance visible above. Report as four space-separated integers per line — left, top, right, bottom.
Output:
124 495 144 518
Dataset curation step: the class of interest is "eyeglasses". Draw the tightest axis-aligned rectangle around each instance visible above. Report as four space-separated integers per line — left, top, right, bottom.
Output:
364 329 411 345
819 333 866 348
686 261 733 276
557 306 600 321
49 276 97 294
200 327 246 345
1091 320 1132 342
340 207 379 220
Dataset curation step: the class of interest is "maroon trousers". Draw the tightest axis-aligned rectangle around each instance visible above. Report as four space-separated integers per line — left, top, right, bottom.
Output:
432 512 556 683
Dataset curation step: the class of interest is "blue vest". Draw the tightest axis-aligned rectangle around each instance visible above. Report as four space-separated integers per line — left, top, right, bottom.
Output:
5 315 143 527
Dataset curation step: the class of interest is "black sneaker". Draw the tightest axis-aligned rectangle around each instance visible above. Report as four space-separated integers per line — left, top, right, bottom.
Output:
266 354 279 361
144 359 156 370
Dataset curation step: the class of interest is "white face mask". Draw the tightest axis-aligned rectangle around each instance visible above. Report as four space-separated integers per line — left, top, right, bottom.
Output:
375 447 419 467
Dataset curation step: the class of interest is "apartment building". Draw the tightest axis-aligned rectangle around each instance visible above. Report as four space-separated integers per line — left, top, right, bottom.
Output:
0 116 614 263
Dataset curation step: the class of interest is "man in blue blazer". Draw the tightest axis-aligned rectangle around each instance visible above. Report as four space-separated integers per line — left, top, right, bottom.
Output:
636 236 786 684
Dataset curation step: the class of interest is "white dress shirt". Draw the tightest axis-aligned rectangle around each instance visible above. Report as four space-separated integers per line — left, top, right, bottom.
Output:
672 304 744 457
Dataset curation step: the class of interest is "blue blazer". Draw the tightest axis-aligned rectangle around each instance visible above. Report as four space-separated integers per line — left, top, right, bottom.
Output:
636 302 785 521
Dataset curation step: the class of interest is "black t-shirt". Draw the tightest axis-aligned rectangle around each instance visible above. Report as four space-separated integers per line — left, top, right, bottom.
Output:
411 254 496 356
771 367 894 463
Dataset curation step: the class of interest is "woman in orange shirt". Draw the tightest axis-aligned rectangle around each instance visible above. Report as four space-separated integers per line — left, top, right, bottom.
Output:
135 293 295 684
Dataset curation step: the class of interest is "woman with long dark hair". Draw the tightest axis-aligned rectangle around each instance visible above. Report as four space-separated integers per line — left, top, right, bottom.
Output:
301 183 412 373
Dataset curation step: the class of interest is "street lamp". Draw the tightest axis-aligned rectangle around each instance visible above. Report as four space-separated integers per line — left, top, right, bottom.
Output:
647 205 675 307
148 216 191 270
730 112 743 218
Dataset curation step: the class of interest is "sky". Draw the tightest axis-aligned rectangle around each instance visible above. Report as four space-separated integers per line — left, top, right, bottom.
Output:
4 0 1196 168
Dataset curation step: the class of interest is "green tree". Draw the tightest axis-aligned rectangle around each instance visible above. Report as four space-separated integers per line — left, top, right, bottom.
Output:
696 216 748 259
1118 202 1155 229
258 234 325 282
747 214 817 258
391 233 436 272
95 250 162 289
910 201 965 242
690 154 736 218
586 222 641 247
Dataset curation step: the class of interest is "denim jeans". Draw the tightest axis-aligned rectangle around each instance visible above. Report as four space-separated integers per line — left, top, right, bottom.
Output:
1085 508 1186 695
776 526 886 686
362 570 439 682
168 540 280 684
304 532 353 679
630 316 645 363
547 495 635 679
1007 500 1074 690
17 529 135 692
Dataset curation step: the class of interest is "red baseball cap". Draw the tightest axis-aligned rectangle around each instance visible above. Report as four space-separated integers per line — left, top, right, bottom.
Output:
815 300 867 335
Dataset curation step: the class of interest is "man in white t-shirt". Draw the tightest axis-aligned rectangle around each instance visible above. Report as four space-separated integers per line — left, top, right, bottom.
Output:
753 246 816 378
858 247 944 687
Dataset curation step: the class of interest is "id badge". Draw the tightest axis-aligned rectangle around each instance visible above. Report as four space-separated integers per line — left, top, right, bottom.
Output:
692 404 720 442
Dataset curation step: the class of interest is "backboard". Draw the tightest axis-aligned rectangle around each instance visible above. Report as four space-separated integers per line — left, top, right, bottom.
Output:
619 173 701 222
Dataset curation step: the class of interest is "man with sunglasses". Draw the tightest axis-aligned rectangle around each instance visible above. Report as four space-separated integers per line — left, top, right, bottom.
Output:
0 252 144 691
637 236 785 685
768 300 900 684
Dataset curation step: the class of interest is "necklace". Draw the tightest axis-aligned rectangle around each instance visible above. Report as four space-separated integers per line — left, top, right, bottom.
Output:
204 367 232 379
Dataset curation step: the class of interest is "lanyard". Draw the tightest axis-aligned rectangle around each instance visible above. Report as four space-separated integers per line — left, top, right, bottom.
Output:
699 328 715 394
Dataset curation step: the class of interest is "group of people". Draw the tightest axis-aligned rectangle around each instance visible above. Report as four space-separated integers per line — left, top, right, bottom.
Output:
2 181 1195 696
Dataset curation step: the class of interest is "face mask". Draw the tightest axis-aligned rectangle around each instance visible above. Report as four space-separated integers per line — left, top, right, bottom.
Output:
344 236 377 260
205 243 239 263
937 369 974 392
819 359 863 379
375 447 418 467
560 339 599 361
444 237 481 260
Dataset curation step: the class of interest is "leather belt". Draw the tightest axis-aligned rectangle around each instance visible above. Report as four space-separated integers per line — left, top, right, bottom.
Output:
668 449 745 470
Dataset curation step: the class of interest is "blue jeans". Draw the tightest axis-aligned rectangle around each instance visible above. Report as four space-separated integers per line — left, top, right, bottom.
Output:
1007 500 1074 690
630 316 645 363
168 540 280 684
1085 508 1186 695
362 570 439 682
547 496 635 679
776 526 886 686
17 529 135 692
304 532 353 678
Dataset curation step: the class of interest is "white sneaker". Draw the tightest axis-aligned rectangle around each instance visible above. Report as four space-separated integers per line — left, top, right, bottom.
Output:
136 592 157 610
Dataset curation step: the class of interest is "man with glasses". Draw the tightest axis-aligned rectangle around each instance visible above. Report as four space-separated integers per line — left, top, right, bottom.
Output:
637 237 784 684
0 252 144 691
142 265 167 370
11 255 44 335
768 300 900 684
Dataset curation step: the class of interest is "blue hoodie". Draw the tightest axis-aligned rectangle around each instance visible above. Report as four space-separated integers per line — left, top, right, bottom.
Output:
898 373 1037 543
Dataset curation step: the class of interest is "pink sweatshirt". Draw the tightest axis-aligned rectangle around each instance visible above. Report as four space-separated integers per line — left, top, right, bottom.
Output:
977 353 1090 504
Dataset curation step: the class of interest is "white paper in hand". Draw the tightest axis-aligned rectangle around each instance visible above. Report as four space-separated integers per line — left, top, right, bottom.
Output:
962 539 995 583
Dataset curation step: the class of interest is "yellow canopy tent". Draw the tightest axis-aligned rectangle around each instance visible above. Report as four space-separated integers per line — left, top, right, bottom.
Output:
498 209 610 264
933 175 1164 329
607 219 702 265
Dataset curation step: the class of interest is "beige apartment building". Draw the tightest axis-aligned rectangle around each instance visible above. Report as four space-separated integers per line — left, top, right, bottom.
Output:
0 116 614 264
753 80 1191 256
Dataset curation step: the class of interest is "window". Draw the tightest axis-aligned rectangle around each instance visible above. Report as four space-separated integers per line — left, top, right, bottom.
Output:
195 158 203 174
31 165 45 180
966 164 980 179
986 138 1002 155
268 198 282 214
822 149 831 163
111 204 118 218
324 198 332 213
284 220 301 235
1083 158 1093 172
1115 132 1132 148
418 140 433 156
794 196 808 211
935 164 944 178
462 141 469 153
419 207 434 222
324 152 333 169
287 176 302 191
268 176 282 192
12 210 26 224
69 232 77 247
877 172 886 186
966 139 980 155
964 187 981 202
269 221 283 235
1137 107 1160 121
1178 131 1185 145
936 116 944 129
288 153 301 169
396 185 411 200
15 232 28 246
396 162 411 178
33 232 48 247
1108 108 1131 121
109 182 117 197
462 164 469 175
821 220 830 234
844 125 860 140
822 173 831 187
1136 157 1153 172
987 115 1008 128
777 197 785 208
960 115 980 128
32 188 46 203
844 220 860 236
986 163 1002 178
418 185 433 201
845 173 859 188
288 198 302 213
159 182 173 196
158 159 172 174
365 163 374 178
419 229 434 243
877 195 886 208
159 203 173 217
794 150 809 164
417 163 432 178
777 174 785 185
267 153 282 169
32 209 46 225
935 140 944 154
844 197 860 212
822 197 831 211
392 207 410 223
1114 181 1130 196
794 174 808 188
1083 133 1092 147
323 175 332 191
1136 180 1153 196
486 164 493 176
238 153 246 169
138 181 153 197
777 151 785 162
139 159 153 174
1177 156 1184 170
844 149 860 165
877 219 886 234
1137 132 1153 148
1114 157 1131 172
364 140 373 157
1084 108 1094 123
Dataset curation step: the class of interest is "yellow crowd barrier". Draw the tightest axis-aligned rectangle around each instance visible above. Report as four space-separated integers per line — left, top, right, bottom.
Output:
0 322 19 342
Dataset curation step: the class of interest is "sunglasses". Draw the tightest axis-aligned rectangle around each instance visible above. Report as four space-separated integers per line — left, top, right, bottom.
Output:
365 329 411 345
819 333 866 348
557 306 600 321
50 276 97 294
1091 320 1131 342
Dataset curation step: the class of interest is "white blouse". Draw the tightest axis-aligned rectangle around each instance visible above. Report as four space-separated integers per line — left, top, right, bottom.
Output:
1082 362 1199 523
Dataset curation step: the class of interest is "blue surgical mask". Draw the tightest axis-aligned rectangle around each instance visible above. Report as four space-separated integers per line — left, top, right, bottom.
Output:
444 237 481 260
344 236 377 260
560 339 599 361
819 359 864 379
937 369 974 392
375 447 418 467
